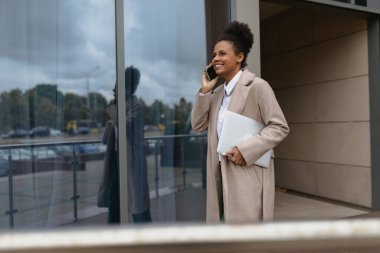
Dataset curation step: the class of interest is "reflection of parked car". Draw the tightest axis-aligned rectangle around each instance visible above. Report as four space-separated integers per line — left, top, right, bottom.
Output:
54 145 74 157
97 144 107 153
0 149 32 160
49 128 62 136
3 129 29 139
77 122 90 135
30 126 50 137
31 147 58 159
67 120 100 135
144 125 158 131
54 143 105 157
77 144 98 154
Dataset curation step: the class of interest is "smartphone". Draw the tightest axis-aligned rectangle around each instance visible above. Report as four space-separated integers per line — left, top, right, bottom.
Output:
205 65 218 81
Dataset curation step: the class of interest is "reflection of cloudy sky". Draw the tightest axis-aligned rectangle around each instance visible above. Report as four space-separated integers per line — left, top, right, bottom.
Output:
0 0 206 105
126 0 206 105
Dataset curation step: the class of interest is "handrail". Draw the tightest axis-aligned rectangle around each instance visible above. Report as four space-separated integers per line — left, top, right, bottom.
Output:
144 133 207 140
0 133 207 150
0 139 102 150
1 219 380 252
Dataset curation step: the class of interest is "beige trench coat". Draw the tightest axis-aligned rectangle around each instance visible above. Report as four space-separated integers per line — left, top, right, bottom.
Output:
191 69 289 223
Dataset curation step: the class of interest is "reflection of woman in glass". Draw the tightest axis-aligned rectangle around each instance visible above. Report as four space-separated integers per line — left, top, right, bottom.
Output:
98 66 151 223
191 22 289 223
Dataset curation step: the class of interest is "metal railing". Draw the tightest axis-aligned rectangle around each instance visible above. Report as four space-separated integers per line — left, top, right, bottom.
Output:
0 140 101 228
144 133 207 197
0 133 207 229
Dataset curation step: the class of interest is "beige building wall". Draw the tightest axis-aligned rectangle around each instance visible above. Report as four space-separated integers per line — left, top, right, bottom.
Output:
261 9 372 207
231 0 261 76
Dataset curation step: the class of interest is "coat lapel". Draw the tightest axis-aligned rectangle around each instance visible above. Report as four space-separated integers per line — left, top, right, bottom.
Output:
211 85 225 126
209 85 225 154
227 70 255 114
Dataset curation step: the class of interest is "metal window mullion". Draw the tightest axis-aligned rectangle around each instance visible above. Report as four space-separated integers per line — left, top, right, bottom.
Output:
230 0 261 76
368 16 380 211
115 0 128 223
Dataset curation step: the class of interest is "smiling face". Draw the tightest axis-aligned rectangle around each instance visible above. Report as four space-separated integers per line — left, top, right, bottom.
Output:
212 40 244 84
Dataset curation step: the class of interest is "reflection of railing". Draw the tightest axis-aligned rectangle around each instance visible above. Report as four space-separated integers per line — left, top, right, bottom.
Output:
144 133 207 198
0 140 102 229
0 134 207 229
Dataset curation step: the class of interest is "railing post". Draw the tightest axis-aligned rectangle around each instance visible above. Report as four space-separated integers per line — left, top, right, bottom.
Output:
70 146 80 221
6 150 17 229
181 137 187 189
201 136 207 189
154 141 160 198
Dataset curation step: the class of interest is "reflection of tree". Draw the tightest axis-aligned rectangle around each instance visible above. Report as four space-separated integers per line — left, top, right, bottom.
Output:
145 99 172 127
144 97 195 167
139 97 193 133
0 84 109 132
26 84 64 129
1 89 28 130
0 83 193 135
89 92 108 124
63 93 87 126
174 97 193 134
11 89 28 129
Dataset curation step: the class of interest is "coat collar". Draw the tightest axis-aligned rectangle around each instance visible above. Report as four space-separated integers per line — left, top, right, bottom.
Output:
227 69 256 114
210 69 255 116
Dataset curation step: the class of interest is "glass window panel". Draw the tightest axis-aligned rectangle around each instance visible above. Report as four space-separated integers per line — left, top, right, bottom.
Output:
331 0 380 9
122 0 207 223
0 0 116 229
362 0 380 8
355 0 367 6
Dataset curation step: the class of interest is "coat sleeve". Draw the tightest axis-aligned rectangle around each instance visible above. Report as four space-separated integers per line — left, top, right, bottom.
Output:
191 92 212 132
237 80 290 166
102 121 114 144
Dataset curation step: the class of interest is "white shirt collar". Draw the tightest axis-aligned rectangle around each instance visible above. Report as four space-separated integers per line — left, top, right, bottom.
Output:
224 70 242 96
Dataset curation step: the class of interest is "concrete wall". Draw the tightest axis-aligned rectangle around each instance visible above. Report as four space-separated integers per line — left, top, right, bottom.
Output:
261 9 372 207
231 0 261 76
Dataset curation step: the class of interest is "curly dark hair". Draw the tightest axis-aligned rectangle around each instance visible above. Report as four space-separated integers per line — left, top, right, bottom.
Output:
216 21 254 68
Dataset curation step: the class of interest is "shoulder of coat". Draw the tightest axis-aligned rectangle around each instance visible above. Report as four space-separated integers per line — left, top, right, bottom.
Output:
251 76 272 92
240 69 270 88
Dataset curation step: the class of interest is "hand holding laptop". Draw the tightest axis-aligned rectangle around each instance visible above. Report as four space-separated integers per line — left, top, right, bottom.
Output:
217 111 273 168
223 147 247 166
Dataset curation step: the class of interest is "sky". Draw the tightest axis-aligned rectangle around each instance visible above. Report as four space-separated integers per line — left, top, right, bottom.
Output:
0 0 206 105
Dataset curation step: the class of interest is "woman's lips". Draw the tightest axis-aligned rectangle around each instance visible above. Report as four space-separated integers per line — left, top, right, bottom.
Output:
214 64 223 71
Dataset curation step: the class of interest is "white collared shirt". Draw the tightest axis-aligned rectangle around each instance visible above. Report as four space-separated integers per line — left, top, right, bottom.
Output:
216 70 242 140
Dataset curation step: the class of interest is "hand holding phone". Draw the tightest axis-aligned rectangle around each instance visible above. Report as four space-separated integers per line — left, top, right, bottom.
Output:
201 64 219 94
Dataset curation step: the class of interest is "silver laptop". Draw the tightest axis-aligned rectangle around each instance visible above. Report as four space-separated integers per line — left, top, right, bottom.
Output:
217 111 273 168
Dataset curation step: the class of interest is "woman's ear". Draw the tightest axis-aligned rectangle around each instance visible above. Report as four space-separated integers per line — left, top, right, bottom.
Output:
237 52 244 64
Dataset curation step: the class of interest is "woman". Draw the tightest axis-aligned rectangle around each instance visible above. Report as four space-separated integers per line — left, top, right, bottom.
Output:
191 22 289 223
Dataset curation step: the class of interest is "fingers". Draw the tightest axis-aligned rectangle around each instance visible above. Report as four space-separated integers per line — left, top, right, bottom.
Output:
201 68 218 93
225 148 246 166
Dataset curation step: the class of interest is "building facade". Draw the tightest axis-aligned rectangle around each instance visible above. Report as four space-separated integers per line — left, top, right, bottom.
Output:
253 0 380 210
0 0 380 232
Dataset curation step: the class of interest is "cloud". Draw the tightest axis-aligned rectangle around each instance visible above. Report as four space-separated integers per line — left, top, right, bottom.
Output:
0 0 206 106
125 0 206 105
